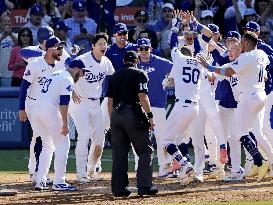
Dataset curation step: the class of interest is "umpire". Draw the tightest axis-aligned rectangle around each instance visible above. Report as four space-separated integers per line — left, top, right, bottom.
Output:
106 51 158 197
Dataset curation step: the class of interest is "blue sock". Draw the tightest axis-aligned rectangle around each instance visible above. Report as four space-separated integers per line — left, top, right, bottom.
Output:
178 143 190 162
165 143 187 165
240 135 264 167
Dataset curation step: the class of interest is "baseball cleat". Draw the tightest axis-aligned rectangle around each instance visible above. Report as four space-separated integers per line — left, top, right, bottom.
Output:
208 167 225 179
171 160 181 172
46 176 53 185
89 173 104 181
157 165 174 179
77 176 91 183
242 159 257 177
193 174 204 183
222 171 243 182
257 160 269 182
203 163 215 175
52 183 77 191
137 186 158 197
29 173 37 183
178 162 195 185
35 182 49 191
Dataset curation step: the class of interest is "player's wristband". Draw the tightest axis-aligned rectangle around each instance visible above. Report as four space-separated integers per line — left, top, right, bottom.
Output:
147 112 153 119
207 65 217 72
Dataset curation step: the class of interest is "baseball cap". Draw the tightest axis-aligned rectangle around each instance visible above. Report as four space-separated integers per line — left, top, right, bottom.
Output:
69 59 85 69
162 3 174 10
243 8 257 16
123 51 139 63
55 0 67 7
201 10 214 18
208 24 219 33
30 4 43 16
45 36 65 50
54 20 71 32
72 0 85 12
113 23 128 34
134 10 148 19
226 31 241 40
137 38 151 47
242 21 260 32
37 26 54 42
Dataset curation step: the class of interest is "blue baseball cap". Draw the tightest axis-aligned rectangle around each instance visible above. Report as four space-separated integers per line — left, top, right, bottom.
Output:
113 23 128 34
55 0 67 7
69 59 85 69
243 21 260 32
226 31 241 40
208 24 219 33
73 0 85 12
30 4 43 16
54 20 71 32
45 36 65 50
137 38 151 47
37 26 54 42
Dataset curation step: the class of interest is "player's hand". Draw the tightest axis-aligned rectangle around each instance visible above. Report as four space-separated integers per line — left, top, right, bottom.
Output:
19 110 28 122
208 42 216 52
148 117 155 130
72 91 81 104
61 125 69 136
196 53 209 69
171 10 183 32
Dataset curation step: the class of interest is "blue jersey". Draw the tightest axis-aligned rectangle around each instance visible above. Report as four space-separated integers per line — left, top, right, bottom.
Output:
138 54 173 108
105 42 138 71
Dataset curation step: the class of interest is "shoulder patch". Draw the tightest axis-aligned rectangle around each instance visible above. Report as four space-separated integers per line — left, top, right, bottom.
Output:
25 70 31 76
66 85 72 92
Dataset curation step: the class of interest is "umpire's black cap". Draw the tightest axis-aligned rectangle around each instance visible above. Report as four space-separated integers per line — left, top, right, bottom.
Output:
123 51 139 64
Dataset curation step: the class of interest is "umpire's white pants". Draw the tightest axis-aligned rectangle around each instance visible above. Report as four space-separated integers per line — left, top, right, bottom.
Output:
30 106 70 184
69 98 104 177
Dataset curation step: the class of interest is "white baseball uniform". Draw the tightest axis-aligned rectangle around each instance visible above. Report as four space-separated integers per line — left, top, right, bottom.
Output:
30 69 73 185
68 52 114 178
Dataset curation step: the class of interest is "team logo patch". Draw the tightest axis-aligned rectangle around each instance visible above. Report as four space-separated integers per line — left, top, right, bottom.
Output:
66 85 72 92
85 71 107 83
25 70 31 76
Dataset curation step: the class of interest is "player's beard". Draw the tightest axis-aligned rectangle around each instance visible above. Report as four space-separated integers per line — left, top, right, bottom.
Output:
74 72 81 82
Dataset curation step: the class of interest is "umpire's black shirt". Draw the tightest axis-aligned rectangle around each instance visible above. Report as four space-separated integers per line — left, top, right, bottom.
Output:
106 66 149 106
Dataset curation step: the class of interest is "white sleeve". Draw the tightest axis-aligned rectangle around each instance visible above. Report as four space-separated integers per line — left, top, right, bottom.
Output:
60 77 73 96
23 61 39 83
169 65 176 79
229 53 252 73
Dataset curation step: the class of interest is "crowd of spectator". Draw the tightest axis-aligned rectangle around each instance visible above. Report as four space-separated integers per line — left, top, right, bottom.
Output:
0 0 273 87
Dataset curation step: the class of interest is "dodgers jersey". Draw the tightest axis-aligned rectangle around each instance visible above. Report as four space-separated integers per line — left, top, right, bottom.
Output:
74 52 114 99
170 47 204 103
138 54 173 108
229 49 269 94
178 34 208 56
36 70 73 109
23 56 65 105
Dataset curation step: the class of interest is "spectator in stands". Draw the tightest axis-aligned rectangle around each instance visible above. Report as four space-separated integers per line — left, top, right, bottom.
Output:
86 0 116 36
37 0 61 24
24 4 49 45
254 0 273 24
0 14 17 87
8 28 33 87
145 0 164 25
128 10 156 46
55 0 73 19
64 0 97 55
175 0 195 11
0 0 14 17
200 10 214 26
238 8 260 33
153 3 174 59
259 25 273 47
53 20 73 54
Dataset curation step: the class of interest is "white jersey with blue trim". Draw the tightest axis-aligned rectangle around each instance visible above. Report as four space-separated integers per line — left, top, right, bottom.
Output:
170 47 204 103
74 52 114 99
23 56 66 105
229 49 269 94
35 70 73 109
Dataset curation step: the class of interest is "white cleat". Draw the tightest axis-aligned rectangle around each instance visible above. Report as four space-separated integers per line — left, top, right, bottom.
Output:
222 171 243 182
89 173 104 181
178 162 195 185
157 165 174 179
242 159 257 177
193 174 204 183
209 167 225 179
35 182 49 191
77 176 91 183
52 183 77 191
46 176 53 185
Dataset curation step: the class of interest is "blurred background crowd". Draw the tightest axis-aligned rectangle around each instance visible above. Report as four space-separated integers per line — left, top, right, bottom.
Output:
0 0 273 87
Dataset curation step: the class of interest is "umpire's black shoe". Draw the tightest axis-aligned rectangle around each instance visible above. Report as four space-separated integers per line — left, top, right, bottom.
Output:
113 188 131 197
138 186 158 196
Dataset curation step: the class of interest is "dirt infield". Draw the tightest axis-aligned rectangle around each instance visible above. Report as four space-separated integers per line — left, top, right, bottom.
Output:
1 173 273 204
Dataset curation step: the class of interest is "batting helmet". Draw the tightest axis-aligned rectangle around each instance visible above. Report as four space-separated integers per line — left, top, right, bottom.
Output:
37 26 54 43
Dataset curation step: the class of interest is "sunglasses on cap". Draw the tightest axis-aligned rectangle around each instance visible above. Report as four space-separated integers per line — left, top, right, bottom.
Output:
136 18 147 23
163 9 172 13
138 46 150 51
117 31 128 36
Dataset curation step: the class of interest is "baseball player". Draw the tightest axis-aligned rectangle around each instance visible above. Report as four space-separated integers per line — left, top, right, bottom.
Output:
160 11 205 185
136 38 173 178
198 32 270 182
19 26 55 183
33 58 85 191
69 33 114 183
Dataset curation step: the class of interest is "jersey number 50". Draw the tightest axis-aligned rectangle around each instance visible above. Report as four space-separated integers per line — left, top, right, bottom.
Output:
182 67 200 84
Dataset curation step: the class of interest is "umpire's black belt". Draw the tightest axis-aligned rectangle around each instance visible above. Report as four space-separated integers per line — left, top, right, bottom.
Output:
176 99 197 104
